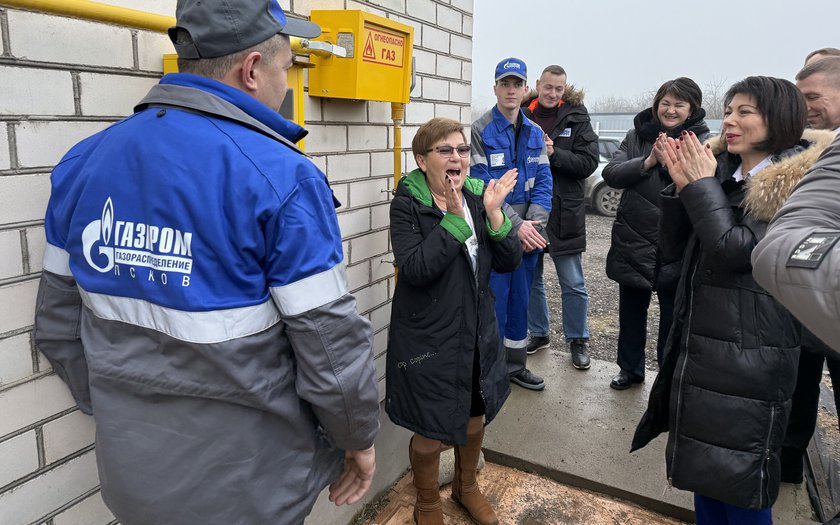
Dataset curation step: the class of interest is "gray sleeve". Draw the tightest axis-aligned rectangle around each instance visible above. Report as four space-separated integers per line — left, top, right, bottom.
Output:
34 271 93 414
282 293 380 451
753 138 840 351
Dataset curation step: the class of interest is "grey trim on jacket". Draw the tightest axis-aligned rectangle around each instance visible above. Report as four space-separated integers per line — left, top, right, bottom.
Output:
753 133 840 352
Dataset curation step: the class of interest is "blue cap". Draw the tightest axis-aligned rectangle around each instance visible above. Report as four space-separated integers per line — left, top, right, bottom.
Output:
494 57 527 82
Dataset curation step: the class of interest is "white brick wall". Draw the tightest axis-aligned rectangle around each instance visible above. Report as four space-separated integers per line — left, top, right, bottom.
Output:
338 208 372 238
0 334 32 386
348 230 390 265
327 153 371 182
52 491 114 525
137 30 175 72
436 4 463 32
7 11 134 68
436 54 463 79
0 1 473 523
348 125 388 151
0 431 39 488
348 178 390 208
0 279 39 336
0 126 10 170
43 411 97 464
322 99 368 123
0 231 23 280
16 121 111 168
0 66 75 115
422 25 450 53
413 48 437 75
406 1 436 23
0 451 99 525
304 124 348 153
26 226 47 273
0 174 51 224
421 77 450 101
0 375 76 436
79 73 159 116
405 101 436 124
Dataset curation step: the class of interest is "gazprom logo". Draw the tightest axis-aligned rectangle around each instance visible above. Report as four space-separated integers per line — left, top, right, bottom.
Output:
81 198 194 276
82 198 115 273
503 61 521 70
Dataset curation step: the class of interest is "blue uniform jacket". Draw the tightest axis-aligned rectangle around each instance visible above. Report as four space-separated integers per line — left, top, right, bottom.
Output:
34 73 380 525
471 106 552 229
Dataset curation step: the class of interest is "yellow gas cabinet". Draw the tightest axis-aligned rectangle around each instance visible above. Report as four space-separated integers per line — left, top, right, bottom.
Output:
308 10 413 103
162 54 309 148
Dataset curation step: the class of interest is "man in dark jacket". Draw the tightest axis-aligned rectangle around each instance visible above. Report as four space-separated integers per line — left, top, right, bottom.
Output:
522 65 599 369
33 2 379 524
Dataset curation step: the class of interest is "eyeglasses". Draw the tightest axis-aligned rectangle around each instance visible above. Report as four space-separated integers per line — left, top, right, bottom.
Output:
427 145 471 158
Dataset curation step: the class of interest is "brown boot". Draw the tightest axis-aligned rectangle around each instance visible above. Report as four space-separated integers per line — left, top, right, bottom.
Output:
409 437 444 525
452 427 498 525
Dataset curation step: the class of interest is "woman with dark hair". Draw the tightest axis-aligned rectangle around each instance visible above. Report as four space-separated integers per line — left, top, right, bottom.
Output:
632 76 836 524
387 117 522 525
602 77 709 390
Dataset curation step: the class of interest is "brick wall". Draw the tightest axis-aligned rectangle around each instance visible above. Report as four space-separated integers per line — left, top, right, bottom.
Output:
0 0 472 523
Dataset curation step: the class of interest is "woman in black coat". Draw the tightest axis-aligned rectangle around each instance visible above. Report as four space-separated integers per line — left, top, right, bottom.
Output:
632 77 816 525
386 117 521 525
603 78 709 390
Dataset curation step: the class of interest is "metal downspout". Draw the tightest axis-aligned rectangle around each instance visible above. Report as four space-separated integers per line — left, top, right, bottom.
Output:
0 0 175 32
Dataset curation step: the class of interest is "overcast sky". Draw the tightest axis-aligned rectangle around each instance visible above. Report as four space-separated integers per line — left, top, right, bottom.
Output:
470 0 839 113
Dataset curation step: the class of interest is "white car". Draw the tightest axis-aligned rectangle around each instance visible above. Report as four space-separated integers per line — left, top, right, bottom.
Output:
584 136 623 217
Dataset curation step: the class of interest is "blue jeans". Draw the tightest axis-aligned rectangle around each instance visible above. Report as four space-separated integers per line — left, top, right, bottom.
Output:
528 252 589 341
694 494 772 525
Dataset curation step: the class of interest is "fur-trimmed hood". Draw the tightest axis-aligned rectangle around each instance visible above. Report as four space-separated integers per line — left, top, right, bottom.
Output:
705 129 836 222
522 84 586 108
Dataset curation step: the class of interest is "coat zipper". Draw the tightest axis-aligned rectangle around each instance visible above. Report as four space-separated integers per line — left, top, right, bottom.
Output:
759 406 776 508
668 259 697 483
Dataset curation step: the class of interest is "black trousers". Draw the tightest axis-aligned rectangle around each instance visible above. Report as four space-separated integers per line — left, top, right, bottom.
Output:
780 329 840 479
616 285 676 379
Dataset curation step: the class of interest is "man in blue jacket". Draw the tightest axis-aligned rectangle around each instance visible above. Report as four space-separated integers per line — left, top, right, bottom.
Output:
33 2 379 524
472 58 553 390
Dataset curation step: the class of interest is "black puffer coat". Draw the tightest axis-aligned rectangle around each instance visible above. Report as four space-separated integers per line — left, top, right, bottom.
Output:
603 109 709 290
631 131 834 510
386 169 522 445
522 88 599 255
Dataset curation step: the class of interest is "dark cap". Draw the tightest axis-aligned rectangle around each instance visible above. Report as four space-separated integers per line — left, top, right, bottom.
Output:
169 0 321 59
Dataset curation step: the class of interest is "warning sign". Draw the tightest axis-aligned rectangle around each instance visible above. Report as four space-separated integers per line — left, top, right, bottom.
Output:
361 24 405 68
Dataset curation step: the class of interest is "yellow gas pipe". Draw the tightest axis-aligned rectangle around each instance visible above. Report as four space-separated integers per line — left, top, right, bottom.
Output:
0 0 174 31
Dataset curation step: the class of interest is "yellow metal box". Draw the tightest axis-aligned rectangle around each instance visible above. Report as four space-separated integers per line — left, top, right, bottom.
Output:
308 10 413 103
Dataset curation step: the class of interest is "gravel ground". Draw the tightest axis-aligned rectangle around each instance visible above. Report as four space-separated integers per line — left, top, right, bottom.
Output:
542 211 663 373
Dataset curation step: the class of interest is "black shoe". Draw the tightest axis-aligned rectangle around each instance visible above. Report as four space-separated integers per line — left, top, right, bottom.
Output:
610 370 644 390
570 340 591 370
526 335 550 355
510 368 545 391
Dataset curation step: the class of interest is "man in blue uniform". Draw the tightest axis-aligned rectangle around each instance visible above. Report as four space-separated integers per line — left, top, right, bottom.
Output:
33 2 379 524
471 58 553 390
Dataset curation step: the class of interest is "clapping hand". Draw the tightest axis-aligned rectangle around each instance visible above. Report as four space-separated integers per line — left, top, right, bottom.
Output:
445 175 465 218
662 131 717 191
644 132 668 171
544 133 554 156
484 168 517 232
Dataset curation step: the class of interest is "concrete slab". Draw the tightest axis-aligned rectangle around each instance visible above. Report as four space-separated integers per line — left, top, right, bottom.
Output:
483 347 818 524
